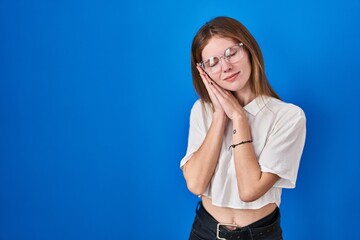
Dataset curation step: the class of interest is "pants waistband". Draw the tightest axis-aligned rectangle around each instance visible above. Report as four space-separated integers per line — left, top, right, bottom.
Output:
196 202 281 239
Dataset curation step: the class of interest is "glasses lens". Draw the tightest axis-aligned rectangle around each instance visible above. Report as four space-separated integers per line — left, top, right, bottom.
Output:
201 43 244 74
204 57 221 73
226 45 243 63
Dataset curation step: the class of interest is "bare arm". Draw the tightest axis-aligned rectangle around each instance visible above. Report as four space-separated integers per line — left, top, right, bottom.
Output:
231 118 279 202
183 68 227 196
183 112 226 196
209 82 279 202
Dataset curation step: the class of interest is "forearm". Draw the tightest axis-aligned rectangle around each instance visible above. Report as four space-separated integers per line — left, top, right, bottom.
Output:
183 112 227 195
232 118 278 202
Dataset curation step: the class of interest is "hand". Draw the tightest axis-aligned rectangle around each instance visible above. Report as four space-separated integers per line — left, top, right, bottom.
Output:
196 66 224 115
208 80 247 121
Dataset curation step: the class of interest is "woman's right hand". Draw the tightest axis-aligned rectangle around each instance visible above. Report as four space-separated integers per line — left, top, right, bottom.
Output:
197 66 225 115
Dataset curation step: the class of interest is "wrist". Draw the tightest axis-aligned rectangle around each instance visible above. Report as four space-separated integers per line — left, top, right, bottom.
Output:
213 110 227 121
232 120 251 140
232 111 247 122
232 115 249 129
211 111 227 130
228 139 253 150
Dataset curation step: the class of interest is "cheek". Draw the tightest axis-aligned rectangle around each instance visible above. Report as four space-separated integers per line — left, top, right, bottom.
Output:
240 58 252 78
244 62 252 78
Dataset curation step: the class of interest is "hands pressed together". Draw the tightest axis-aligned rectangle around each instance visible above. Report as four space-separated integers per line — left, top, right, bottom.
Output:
197 66 247 122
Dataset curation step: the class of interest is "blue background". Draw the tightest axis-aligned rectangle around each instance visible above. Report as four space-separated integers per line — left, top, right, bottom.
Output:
1 0 359 239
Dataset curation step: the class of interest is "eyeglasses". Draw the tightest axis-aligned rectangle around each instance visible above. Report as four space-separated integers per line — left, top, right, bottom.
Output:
197 43 244 74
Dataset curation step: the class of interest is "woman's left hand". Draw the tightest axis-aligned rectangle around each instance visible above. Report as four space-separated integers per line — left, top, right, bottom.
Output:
208 81 247 121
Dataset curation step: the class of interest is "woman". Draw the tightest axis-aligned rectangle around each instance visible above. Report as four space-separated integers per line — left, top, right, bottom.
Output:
180 16 306 240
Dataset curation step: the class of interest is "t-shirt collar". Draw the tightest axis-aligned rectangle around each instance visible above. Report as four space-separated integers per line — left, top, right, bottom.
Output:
243 95 271 116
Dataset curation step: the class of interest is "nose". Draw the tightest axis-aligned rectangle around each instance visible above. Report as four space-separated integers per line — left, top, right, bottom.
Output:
220 57 232 72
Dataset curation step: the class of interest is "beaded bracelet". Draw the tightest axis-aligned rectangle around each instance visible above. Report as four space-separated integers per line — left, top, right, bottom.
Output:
228 139 253 150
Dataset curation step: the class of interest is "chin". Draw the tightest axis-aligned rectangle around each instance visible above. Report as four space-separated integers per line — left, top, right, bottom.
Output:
226 82 247 92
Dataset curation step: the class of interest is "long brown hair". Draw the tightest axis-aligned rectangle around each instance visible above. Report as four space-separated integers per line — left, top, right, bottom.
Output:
191 16 280 103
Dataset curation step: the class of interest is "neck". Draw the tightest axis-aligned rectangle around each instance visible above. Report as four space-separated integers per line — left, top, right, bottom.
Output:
233 89 256 106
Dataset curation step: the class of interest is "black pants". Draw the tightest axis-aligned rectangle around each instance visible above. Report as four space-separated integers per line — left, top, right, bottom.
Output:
189 202 283 240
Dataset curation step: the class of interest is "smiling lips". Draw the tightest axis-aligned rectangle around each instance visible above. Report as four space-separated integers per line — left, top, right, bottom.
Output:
223 71 240 82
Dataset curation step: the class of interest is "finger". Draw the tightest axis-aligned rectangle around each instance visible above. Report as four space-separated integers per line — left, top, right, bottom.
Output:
209 82 239 109
196 66 206 76
209 81 228 99
196 67 216 99
211 81 231 95
196 68 224 109
195 67 228 110
196 66 209 82
198 69 215 92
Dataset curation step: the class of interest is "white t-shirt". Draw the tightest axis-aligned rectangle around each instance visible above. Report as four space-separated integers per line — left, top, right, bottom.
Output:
180 96 306 209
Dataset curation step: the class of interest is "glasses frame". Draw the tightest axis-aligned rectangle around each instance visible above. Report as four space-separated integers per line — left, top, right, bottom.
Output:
197 43 244 74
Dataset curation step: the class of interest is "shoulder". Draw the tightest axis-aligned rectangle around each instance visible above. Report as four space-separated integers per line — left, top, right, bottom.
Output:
190 99 213 116
188 99 213 130
266 97 306 120
189 99 213 128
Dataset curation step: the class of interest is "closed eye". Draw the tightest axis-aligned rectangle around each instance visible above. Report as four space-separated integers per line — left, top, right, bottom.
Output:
205 57 219 67
225 48 239 58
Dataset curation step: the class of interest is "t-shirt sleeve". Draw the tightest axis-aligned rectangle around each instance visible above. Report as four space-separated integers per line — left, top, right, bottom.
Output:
258 105 306 188
180 100 208 169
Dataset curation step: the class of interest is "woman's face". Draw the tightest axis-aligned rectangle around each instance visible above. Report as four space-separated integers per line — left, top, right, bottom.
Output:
201 37 252 94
